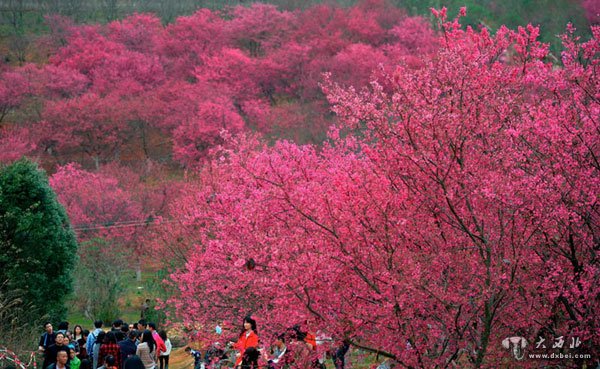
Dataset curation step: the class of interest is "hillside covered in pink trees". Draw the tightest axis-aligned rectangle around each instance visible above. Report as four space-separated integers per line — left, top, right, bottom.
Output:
1 0 438 168
0 1 599 367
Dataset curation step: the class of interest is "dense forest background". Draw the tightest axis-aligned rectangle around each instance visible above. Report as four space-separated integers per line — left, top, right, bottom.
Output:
1 0 594 65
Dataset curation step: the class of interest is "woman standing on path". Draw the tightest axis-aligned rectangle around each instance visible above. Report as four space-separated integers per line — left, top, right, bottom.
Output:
99 332 122 369
231 316 259 367
158 330 171 369
73 325 84 342
136 330 156 369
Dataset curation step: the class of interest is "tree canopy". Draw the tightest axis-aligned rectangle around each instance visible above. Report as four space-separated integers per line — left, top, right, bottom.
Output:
167 12 600 367
0 158 78 323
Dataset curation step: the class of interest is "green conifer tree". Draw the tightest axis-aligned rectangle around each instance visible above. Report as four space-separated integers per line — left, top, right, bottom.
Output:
0 159 78 323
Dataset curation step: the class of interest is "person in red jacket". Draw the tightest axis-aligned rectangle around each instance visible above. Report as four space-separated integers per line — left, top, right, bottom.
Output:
148 323 166 358
231 316 259 367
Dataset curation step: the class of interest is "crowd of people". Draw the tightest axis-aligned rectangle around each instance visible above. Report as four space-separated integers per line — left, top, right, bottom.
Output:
37 319 171 369
37 317 351 369
186 316 350 369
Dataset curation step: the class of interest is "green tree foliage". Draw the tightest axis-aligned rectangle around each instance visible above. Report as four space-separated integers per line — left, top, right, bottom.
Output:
396 0 590 55
73 238 127 323
0 158 78 324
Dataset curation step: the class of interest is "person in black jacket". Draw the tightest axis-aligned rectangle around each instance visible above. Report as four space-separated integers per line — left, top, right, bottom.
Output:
118 331 138 369
39 322 57 353
44 333 71 369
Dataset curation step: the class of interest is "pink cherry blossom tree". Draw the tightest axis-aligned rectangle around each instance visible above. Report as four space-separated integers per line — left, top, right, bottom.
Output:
168 12 599 368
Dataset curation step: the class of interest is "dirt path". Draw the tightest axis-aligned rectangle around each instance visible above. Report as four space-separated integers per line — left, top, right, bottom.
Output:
169 347 195 369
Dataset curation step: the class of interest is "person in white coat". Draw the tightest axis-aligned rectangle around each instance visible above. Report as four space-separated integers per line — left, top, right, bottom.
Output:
158 331 171 369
